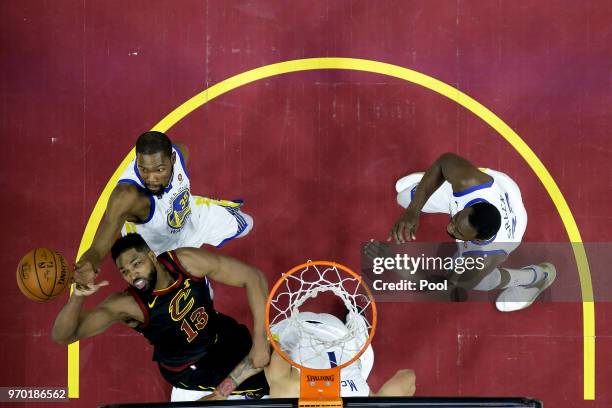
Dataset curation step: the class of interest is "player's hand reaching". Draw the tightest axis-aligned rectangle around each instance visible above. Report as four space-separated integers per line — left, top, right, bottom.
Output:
72 280 109 297
388 209 420 244
249 336 271 368
363 239 392 260
72 256 107 297
73 257 101 287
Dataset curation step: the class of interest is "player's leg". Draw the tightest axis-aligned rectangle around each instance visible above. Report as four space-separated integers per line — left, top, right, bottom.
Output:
395 172 452 214
495 263 556 312
371 369 416 397
470 264 556 312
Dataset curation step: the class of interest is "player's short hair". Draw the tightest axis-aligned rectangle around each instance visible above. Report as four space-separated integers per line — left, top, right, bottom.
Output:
468 202 501 240
111 233 151 263
135 131 173 158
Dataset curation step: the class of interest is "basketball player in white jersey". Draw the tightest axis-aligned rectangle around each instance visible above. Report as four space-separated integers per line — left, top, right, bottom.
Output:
385 152 555 312
174 311 415 401
266 311 414 398
74 131 253 288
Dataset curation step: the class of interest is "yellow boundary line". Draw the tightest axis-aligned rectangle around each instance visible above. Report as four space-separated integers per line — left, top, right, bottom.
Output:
70 58 594 400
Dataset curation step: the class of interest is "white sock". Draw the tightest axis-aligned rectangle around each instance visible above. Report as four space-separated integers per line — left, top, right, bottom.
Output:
473 268 502 291
501 265 545 288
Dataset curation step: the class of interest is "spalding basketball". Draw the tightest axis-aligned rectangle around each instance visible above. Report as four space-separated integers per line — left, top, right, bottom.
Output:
16 248 71 302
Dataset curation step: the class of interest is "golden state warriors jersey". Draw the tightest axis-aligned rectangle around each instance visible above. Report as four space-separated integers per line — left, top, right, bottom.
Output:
118 146 196 255
448 169 528 257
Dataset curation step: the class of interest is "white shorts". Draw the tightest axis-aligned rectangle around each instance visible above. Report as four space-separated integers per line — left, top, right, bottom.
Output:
187 196 253 249
170 387 269 402
123 196 253 255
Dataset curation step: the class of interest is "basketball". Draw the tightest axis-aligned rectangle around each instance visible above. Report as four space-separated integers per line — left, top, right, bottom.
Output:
16 248 71 302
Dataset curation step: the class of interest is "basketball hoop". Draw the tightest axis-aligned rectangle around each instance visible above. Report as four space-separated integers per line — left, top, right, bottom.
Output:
266 261 377 408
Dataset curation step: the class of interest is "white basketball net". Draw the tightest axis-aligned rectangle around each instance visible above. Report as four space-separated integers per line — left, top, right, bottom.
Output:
268 262 374 369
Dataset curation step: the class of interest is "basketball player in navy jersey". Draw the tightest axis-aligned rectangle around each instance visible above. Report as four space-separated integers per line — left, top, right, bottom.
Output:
74 131 253 291
369 152 555 312
53 233 270 399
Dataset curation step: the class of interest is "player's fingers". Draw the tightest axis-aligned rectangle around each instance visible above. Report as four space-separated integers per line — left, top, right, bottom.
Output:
388 224 397 242
96 281 110 288
396 223 407 244
404 225 413 241
390 223 400 244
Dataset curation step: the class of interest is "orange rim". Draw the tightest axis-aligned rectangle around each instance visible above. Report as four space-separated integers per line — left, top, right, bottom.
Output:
265 260 377 372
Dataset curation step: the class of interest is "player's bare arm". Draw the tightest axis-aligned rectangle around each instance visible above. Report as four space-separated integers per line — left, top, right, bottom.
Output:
390 153 492 243
74 184 151 287
264 351 300 398
175 248 271 368
51 287 144 345
200 355 265 400
371 369 416 397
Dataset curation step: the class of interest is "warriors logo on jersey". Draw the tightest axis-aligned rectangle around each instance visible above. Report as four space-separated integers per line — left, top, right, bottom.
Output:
118 145 253 254
168 188 192 230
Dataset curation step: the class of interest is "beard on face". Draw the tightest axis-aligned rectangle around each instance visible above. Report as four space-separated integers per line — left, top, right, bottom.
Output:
133 266 158 295
143 169 173 197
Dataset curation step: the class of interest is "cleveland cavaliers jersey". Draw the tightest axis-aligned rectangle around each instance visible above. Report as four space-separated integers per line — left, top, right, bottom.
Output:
118 146 196 255
127 251 219 367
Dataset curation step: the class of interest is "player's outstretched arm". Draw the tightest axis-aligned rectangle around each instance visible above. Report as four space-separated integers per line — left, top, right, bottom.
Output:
371 369 416 397
74 184 149 286
390 153 491 244
200 355 266 400
175 248 270 367
51 288 138 345
436 152 492 192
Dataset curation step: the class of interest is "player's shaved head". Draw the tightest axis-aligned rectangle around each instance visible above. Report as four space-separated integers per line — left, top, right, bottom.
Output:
468 202 501 240
111 233 151 262
136 131 173 158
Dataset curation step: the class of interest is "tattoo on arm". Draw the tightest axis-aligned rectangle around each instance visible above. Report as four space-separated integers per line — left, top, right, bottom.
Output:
215 357 262 397
217 377 238 397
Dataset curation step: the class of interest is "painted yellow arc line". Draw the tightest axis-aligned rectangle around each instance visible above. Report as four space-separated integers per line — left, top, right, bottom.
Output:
70 58 594 400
